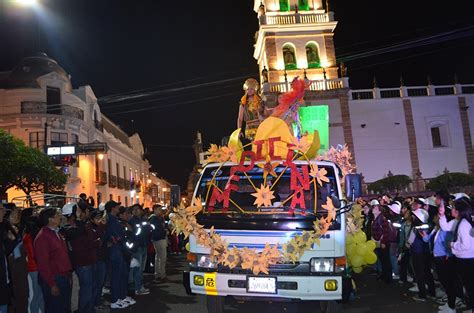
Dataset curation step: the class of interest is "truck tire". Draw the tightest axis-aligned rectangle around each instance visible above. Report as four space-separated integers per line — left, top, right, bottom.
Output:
206 295 225 313
319 300 342 313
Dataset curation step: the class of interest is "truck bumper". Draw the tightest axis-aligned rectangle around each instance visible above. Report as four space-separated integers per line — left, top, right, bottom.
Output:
187 271 343 301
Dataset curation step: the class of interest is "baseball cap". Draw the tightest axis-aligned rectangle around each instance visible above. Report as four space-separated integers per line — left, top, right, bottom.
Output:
62 203 77 216
414 198 426 206
412 208 429 224
370 199 380 206
104 200 121 212
388 202 401 215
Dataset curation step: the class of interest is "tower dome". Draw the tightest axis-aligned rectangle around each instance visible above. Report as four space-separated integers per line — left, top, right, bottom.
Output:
3 53 72 90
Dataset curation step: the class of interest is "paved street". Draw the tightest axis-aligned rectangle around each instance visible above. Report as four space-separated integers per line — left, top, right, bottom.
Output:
120 254 440 313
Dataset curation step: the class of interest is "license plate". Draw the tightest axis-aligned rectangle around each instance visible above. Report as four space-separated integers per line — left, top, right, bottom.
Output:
247 276 277 294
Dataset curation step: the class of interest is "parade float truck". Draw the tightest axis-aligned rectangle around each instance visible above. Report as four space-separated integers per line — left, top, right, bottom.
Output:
177 115 362 313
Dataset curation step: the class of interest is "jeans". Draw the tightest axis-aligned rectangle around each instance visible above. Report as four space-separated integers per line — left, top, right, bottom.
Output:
376 246 392 284
39 274 72 313
152 239 167 279
27 271 44 313
0 305 7 313
130 247 146 292
434 257 457 309
109 247 126 303
389 243 399 276
92 261 107 306
399 250 414 283
456 257 474 309
75 265 94 313
412 252 435 298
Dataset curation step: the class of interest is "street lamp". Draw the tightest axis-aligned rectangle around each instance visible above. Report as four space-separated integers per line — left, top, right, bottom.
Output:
14 0 38 7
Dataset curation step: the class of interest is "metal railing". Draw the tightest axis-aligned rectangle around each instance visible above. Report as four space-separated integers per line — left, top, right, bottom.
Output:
260 12 331 25
351 84 474 100
21 101 84 120
263 77 348 93
95 171 107 185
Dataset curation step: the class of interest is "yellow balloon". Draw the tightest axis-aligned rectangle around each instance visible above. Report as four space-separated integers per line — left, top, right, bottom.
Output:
346 243 356 257
346 234 353 246
351 255 363 268
364 251 377 265
353 266 363 274
356 243 368 256
185 242 190 252
366 240 376 251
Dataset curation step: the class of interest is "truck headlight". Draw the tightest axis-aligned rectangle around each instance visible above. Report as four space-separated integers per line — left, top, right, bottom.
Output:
197 255 217 269
310 258 334 273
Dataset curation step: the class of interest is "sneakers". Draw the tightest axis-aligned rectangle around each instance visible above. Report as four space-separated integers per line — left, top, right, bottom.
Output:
102 287 111 295
409 285 420 292
438 303 456 313
392 274 400 280
121 297 136 306
110 300 128 309
135 287 150 295
412 296 427 302
436 295 448 305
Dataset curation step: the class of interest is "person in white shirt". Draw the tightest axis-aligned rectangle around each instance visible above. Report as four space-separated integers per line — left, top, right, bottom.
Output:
439 196 474 313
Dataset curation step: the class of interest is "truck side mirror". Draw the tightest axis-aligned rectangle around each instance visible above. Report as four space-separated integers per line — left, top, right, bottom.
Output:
345 174 362 201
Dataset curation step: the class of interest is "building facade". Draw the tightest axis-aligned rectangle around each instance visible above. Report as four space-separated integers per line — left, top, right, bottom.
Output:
0 53 170 206
253 0 474 191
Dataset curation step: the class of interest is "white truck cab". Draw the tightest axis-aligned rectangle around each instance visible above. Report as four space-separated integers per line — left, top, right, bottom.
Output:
183 160 359 313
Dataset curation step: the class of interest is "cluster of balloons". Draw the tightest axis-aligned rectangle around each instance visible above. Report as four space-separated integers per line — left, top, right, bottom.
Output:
346 230 377 273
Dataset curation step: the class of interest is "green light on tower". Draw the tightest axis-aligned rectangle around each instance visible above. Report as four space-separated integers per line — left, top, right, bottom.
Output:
299 105 329 153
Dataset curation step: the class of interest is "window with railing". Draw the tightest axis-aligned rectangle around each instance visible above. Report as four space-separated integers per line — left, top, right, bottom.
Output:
46 86 61 114
29 132 45 150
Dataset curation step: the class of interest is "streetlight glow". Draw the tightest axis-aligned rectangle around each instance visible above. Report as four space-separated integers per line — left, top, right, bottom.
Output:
14 0 38 6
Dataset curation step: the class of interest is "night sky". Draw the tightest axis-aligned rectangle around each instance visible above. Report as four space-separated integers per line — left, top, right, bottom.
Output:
1 0 474 188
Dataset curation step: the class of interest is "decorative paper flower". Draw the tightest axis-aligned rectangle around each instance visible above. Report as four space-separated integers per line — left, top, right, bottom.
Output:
282 239 301 263
318 144 355 178
310 164 330 186
257 155 279 180
251 184 275 207
222 247 241 269
221 145 239 163
185 197 203 215
206 144 228 163
322 196 337 222
289 135 311 153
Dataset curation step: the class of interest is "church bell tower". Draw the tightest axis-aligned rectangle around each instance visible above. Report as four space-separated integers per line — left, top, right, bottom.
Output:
253 0 348 98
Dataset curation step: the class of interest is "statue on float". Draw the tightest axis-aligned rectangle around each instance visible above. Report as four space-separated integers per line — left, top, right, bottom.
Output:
237 78 267 140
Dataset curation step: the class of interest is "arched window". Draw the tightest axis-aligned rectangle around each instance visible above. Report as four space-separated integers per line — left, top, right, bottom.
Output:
298 0 309 11
306 42 321 68
282 44 297 70
279 0 289 12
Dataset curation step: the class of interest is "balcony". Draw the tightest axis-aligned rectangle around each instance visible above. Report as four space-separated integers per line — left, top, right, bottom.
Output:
21 101 84 120
263 77 349 93
108 175 117 188
351 83 474 100
95 171 107 185
117 177 127 190
259 12 333 26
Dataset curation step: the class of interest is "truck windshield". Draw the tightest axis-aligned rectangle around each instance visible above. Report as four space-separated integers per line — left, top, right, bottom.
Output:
194 162 341 231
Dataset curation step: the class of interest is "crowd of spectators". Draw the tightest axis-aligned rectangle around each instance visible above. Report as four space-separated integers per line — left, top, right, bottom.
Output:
360 191 474 313
0 193 183 313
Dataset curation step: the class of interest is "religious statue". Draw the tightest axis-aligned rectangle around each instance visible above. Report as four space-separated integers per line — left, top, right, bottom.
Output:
283 47 296 67
306 45 319 65
237 78 266 140
261 66 269 83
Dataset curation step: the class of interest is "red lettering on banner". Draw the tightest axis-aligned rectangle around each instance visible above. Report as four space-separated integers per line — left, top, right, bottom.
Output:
284 144 310 213
268 137 282 160
253 140 264 160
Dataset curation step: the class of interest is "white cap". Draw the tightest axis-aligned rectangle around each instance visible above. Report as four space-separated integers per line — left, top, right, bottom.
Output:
370 199 380 206
388 202 401 215
62 203 76 216
412 208 429 224
425 196 437 207
452 193 470 201
98 203 105 212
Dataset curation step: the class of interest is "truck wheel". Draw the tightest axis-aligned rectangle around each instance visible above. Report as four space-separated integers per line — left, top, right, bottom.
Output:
206 295 225 313
319 300 342 313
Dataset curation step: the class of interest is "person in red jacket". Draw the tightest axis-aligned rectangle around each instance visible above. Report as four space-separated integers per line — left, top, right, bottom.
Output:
22 213 44 313
34 208 72 313
371 203 394 284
